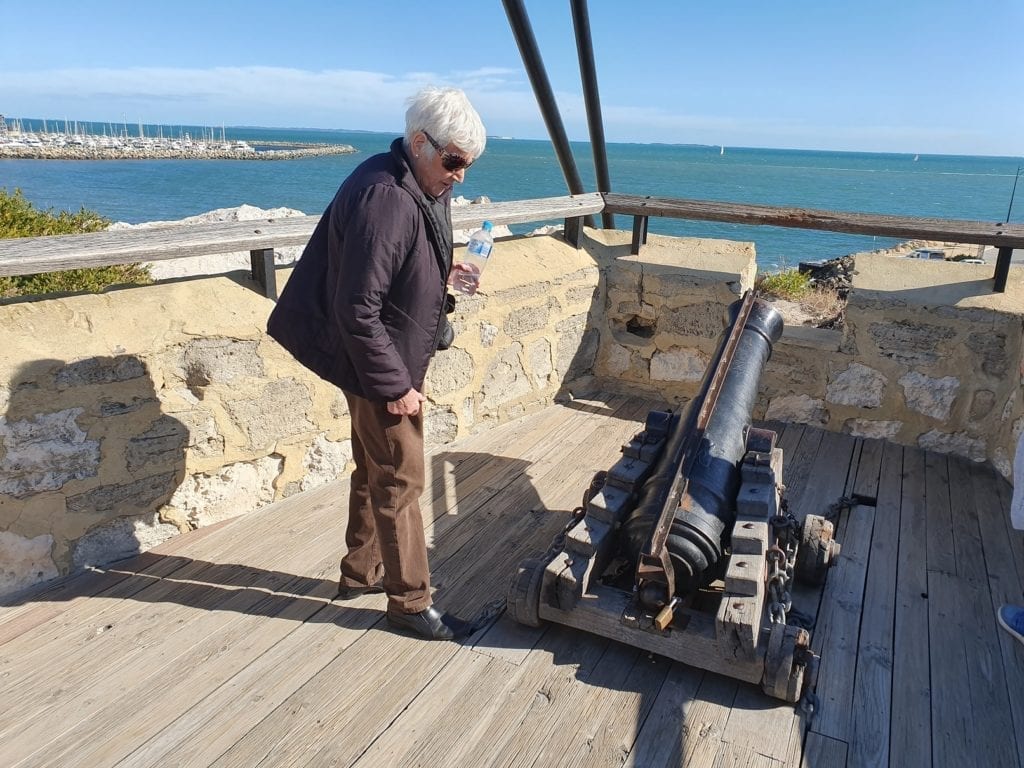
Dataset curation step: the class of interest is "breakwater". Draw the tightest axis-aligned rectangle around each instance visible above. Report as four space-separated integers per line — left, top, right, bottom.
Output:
0 135 356 160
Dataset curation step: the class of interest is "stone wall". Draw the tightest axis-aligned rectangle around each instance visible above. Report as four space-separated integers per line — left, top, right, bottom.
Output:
3 228 1022 599
593 239 1024 481
0 233 604 597
589 229 757 404
761 253 1024 477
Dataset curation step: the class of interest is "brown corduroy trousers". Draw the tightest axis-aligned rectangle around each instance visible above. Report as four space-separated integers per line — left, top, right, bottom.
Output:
339 392 432 613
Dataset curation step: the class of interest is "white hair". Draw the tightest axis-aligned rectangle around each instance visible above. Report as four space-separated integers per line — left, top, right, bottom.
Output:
404 86 486 159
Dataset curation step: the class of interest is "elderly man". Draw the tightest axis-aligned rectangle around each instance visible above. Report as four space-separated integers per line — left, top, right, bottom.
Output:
268 87 486 640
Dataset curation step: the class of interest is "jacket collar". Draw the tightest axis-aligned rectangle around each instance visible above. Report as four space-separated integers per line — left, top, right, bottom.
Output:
390 138 453 277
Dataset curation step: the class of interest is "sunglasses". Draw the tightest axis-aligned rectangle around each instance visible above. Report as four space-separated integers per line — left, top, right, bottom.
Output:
423 131 474 172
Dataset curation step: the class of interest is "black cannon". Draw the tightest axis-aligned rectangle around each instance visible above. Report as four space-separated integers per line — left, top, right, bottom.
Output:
508 291 840 703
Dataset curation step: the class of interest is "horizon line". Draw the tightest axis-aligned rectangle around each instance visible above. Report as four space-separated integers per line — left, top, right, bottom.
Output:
3 115 1021 161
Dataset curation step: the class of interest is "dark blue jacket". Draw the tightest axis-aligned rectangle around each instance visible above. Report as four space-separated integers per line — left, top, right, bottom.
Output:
267 138 453 401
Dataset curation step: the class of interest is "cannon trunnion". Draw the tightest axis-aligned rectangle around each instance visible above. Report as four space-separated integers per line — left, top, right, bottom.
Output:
508 291 841 704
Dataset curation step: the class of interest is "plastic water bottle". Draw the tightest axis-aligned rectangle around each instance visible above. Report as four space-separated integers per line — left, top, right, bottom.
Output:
451 221 493 294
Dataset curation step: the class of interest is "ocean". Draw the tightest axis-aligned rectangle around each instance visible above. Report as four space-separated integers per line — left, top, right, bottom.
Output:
2 120 1021 271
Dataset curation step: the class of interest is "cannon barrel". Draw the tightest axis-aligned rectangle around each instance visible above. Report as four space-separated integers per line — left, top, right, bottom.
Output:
621 297 784 600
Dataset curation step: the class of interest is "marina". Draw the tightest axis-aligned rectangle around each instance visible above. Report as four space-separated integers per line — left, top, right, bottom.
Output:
0 116 355 160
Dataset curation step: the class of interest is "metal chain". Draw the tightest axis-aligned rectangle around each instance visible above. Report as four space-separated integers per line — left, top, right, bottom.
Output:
541 505 587 562
767 514 799 625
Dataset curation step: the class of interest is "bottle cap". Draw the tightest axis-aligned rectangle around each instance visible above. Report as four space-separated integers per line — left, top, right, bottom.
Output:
482 220 493 231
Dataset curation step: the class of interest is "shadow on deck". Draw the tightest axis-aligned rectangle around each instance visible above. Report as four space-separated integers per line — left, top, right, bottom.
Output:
1 394 1022 767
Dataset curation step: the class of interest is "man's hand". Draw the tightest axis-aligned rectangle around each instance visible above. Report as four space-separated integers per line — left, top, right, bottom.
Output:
387 388 427 416
449 262 481 295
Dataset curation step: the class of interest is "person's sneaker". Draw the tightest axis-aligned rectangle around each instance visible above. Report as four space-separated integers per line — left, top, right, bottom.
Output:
997 604 1024 645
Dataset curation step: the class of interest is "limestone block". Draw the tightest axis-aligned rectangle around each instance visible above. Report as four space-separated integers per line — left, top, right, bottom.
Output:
172 387 200 406
0 408 100 498
607 269 641 295
163 455 282 528
556 315 598 379
527 338 553 388
299 435 353 492
603 344 633 377
545 264 599 288
503 304 550 339
225 378 314 450
0 531 59 595
481 344 531 409
330 391 349 419
97 396 155 417
71 513 180 570
425 348 474 396
479 323 499 348
491 282 549 304
177 337 264 391
826 363 887 408
650 348 709 382
969 390 997 421
177 409 225 457
565 284 598 306
66 471 179 515
867 320 956 366
55 356 146 389
843 418 902 440
661 302 726 340
763 345 827 398
614 300 656 321
966 331 1009 378
918 429 987 462
425 407 458 445
126 415 190 471
899 372 959 420
765 394 828 426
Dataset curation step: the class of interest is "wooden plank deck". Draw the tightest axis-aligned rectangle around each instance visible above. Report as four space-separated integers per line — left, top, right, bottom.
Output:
1 394 1023 767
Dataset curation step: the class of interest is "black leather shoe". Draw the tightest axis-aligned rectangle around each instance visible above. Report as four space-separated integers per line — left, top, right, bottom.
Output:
386 605 475 641
334 580 385 600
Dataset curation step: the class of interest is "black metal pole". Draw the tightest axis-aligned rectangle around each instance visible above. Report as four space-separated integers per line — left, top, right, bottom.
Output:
570 0 614 230
501 0 597 229
1006 165 1022 224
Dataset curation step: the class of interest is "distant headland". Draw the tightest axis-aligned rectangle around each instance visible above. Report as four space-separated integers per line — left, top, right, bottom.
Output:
0 115 356 160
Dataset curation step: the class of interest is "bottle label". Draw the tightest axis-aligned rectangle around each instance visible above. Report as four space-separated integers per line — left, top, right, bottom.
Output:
467 239 492 259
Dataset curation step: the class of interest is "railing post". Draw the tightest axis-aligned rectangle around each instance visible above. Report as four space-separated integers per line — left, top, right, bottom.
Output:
631 215 649 255
250 248 277 300
564 217 582 248
993 246 1013 293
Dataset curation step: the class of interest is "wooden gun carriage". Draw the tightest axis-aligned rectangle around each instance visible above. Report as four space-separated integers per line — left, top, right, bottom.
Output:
508 291 841 704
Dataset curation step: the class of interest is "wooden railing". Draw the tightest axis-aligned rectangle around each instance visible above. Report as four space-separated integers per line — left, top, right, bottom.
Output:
1 190 1021 296
0 194 604 299
602 193 1024 293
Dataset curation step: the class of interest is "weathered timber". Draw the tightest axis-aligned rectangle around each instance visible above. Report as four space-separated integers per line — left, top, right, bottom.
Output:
0 193 605 278
5 403 1024 766
602 192 1024 249
537 583 765 684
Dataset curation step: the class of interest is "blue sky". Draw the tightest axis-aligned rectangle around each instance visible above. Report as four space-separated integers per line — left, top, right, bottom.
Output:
1 0 1021 155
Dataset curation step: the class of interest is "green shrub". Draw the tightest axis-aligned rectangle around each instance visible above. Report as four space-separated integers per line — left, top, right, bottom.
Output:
0 188 150 298
756 268 810 300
